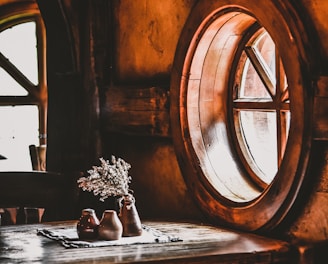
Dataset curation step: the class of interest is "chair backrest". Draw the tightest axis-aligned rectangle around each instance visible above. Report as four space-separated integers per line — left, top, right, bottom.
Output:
29 145 47 171
0 171 79 225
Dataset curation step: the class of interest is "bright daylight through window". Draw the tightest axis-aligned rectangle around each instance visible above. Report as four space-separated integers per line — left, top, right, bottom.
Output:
0 22 39 170
232 29 290 188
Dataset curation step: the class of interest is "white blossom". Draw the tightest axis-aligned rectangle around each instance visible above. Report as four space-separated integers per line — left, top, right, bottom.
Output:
77 156 132 202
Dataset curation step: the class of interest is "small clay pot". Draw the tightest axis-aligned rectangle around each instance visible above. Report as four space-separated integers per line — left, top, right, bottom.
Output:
77 208 100 240
98 210 123 240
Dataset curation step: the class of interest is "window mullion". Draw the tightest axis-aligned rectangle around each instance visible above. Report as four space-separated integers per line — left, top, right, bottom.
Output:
244 46 275 99
233 100 276 110
0 52 39 99
0 95 38 105
275 49 288 166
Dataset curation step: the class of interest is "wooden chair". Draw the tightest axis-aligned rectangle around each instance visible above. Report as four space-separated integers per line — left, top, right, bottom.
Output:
29 145 47 171
0 171 79 225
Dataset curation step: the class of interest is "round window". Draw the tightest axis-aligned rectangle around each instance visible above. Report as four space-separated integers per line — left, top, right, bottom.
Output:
170 1 312 231
232 28 290 189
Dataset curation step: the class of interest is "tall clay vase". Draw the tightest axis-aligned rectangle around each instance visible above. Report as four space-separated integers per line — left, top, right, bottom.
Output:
119 194 143 237
98 210 123 240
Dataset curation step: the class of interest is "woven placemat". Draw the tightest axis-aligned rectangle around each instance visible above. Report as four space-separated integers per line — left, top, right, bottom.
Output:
37 224 182 248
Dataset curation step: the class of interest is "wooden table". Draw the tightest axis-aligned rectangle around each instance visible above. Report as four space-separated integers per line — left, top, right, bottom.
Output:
0 220 294 263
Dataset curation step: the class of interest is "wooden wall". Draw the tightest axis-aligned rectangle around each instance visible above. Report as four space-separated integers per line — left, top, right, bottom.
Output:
37 0 204 221
99 0 204 221
285 0 328 243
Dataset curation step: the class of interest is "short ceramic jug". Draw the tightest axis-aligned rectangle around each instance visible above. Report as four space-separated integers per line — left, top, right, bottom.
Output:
77 208 100 240
119 194 143 237
98 210 123 240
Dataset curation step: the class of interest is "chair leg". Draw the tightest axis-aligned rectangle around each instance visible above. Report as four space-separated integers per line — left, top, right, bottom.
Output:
0 208 19 225
24 207 45 224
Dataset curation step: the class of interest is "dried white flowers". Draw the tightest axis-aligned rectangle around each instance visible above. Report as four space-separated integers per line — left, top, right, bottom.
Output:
77 156 132 202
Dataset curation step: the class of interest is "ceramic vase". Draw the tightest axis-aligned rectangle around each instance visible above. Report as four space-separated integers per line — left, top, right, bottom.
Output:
76 208 100 240
119 194 143 237
98 210 123 240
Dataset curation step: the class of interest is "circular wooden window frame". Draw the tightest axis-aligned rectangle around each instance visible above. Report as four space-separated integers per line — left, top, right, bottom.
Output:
170 0 313 232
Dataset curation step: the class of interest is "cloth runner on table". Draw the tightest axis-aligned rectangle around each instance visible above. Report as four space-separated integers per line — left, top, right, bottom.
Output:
37 224 182 248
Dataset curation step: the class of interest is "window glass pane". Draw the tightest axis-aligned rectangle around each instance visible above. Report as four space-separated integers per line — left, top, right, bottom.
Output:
255 32 275 77
0 106 39 171
239 110 277 183
0 67 28 95
0 21 38 91
239 56 272 99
